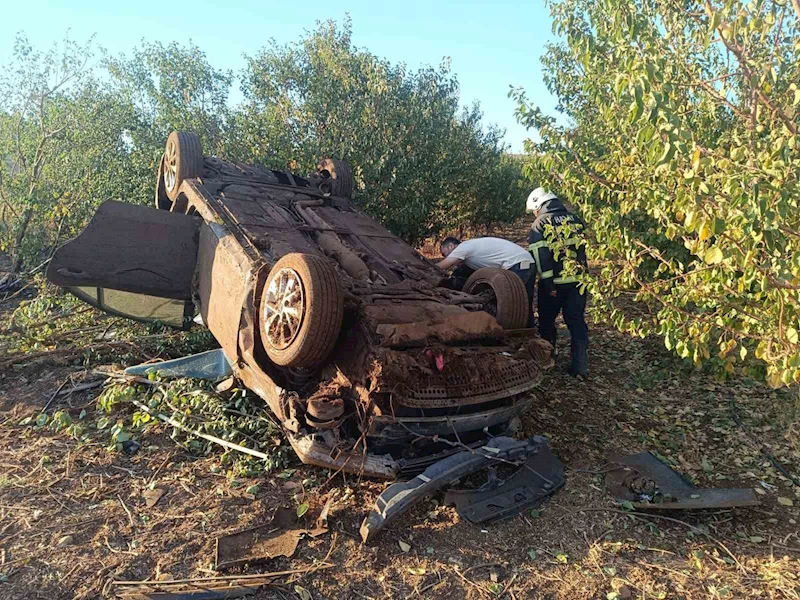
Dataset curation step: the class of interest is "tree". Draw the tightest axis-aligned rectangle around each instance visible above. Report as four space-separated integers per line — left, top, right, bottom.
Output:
105 41 233 158
0 37 236 272
514 0 800 387
0 34 101 272
236 19 522 242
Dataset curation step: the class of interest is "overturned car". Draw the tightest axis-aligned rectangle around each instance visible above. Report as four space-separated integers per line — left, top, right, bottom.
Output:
47 131 553 478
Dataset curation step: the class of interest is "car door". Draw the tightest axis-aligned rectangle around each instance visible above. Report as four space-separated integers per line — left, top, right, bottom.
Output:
47 200 200 328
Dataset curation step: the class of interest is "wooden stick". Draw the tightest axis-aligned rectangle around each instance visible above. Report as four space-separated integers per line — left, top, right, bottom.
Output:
131 399 272 461
111 563 334 586
42 377 70 412
117 494 136 529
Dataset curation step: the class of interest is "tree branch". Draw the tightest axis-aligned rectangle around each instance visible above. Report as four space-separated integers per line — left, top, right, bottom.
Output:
704 0 797 135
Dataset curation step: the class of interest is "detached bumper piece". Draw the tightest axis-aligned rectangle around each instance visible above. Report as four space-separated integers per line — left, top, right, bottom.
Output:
444 440 564 523
606 452 759 510
360 436 563 543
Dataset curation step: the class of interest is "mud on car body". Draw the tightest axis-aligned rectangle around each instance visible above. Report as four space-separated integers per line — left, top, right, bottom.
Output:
47 131 554 478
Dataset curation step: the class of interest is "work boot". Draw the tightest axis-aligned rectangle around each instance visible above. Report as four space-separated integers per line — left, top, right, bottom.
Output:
569 339 588 378
566 366 587 380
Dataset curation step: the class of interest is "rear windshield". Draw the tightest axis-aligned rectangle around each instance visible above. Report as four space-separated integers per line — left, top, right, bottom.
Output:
70 286 193 329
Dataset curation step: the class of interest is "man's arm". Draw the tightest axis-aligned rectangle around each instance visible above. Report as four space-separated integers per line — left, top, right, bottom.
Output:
436 256 463 270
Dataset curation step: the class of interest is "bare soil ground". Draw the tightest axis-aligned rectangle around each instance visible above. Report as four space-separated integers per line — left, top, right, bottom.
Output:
1 236 800 599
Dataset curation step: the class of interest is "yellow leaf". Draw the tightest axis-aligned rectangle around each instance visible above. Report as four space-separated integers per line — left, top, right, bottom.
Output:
704 246 723 264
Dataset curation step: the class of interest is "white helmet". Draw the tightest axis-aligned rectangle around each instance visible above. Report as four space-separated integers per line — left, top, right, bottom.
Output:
526 187 557 213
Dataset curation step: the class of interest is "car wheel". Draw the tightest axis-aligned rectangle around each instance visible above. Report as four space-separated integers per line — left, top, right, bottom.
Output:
163 131 204 202
259 253 344 369
464 268 528 330
316 158 354 198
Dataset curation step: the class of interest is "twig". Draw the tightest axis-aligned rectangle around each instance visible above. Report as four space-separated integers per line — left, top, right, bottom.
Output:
42 377 71 412
147 451 176 485
104 537 136 556
771 543 800 554
111 563 335 586
452 566 490 597
58 380 105 395
117 494 136 529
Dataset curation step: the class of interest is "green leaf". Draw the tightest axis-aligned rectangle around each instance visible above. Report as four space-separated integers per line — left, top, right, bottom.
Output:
704 246 723 264
530 509 541 518
657 142 675 165
709 11 722 32
296 503 309 518
528 549 538 560
621 501 634 511
398 540 411 552
786 328 798 345
777 497 794 506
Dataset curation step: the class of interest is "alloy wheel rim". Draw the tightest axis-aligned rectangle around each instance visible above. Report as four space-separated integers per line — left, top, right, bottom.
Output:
164 141 178 192
263 268 305 350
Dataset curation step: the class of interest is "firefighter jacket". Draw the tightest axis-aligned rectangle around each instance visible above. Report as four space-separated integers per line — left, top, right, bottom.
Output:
527 198 588 294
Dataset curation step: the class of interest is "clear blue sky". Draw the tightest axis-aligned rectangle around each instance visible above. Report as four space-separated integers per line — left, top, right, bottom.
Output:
0 0 559 152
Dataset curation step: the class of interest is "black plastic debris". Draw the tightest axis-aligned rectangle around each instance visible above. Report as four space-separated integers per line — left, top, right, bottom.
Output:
606 452 759 510
360 436 562 543
445 441 564 523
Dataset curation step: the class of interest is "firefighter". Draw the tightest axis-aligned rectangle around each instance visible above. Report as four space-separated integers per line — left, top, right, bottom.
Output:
526 187 589 377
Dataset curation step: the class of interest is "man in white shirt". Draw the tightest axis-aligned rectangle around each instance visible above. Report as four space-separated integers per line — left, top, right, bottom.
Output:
437 236 535 327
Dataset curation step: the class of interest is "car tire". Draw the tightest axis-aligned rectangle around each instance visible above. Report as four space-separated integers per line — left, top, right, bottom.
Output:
259 253 344 369
316 158 354 198
464 267 528 330
164 131 204 202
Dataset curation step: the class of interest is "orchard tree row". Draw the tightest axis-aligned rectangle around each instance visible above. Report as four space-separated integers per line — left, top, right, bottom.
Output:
514 0 800 387
0 19 524 274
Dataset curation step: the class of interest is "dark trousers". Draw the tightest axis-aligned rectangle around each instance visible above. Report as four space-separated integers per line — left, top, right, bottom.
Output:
508 263 535 328
538 281 589 375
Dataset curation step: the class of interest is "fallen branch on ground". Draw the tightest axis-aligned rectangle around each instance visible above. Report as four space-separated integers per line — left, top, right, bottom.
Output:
130 398 273 461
